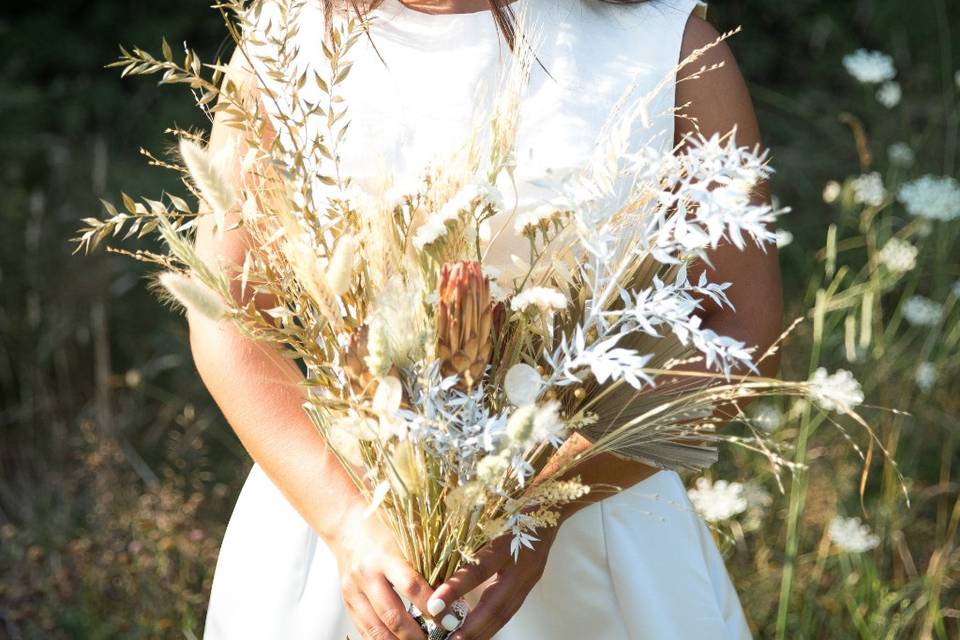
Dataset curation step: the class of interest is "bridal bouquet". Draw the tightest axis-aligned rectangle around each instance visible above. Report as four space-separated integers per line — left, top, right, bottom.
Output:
76 1 875 636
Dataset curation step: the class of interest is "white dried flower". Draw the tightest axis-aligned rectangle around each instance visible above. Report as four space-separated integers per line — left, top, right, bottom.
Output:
808 368 864 412
158 272 227 320
843 49 896 84
504 363 543 406
775 228 794 248
476 454 510 484
506 404 538 445
511 287 568 314
823 180 842 204
887 142 915 168
902 295 943 327
829 516 880 553
851 173 887 207
514 205 561 236
897 175 960 221
326 234 358 295
877 238 918 273
687 477 748 523
752 403 784 432
915 362 937 392
875 81 902 108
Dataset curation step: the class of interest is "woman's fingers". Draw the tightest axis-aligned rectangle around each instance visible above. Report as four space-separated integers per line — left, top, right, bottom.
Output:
365 574 426 640
448 570 530 640
428 539 508 623
345 592 402 640
383 559 435 622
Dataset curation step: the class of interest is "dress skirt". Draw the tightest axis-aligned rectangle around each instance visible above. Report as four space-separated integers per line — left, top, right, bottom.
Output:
203 464 752 639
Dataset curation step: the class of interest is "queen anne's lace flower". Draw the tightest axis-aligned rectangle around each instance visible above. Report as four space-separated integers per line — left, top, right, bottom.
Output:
915 362 937 392
808 368 864 412
902 295 943 327
877 238 918 273
875 81 902 108
829 516 880 553
687 478 748 522
843 49 896 84
887 142 915 168
851 172 887 207
511 287 568 314
897 175 960 221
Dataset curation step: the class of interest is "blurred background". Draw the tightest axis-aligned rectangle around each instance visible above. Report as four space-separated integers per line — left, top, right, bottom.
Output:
1 1 958 638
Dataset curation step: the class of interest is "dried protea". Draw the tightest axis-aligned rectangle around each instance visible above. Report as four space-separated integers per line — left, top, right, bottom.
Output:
436 261 493 388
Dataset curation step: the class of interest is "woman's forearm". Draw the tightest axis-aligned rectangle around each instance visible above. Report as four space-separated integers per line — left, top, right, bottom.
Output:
188 310 362 545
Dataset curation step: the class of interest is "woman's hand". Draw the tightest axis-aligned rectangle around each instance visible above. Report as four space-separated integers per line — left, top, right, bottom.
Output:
331 504 437 640
427 525 559 640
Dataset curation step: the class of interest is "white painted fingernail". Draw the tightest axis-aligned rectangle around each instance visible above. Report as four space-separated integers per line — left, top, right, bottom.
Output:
441 613 460 631
427 597 446 616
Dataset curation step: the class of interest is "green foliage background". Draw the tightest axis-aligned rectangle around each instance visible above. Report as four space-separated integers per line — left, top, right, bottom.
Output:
1 1 958 638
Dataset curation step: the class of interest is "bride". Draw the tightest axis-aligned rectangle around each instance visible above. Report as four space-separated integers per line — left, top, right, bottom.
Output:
193 0 782 637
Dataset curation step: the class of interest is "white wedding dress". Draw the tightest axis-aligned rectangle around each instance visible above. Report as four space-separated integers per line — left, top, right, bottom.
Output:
204 0 753 637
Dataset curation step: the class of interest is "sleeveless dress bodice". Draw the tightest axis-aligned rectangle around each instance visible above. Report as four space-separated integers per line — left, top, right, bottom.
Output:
204 1 752 638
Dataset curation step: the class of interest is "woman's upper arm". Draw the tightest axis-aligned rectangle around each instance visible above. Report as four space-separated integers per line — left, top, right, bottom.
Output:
673 15 784 354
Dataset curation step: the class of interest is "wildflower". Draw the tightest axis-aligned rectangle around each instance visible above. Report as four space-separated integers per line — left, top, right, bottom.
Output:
843 49 896 84
808 368 864 412
504 363 543 406
897 175 960 221
901 295 943 327
915 362 937 392
742 482 772 511
828 516 880 553
875 81 902 108
822 180 842 204
851 173 886 207
887 142 915 168
687 477 747 523
511 286 568 314
158 272 227 320
877 238 918 273
752 403 783 432
775 228 793 248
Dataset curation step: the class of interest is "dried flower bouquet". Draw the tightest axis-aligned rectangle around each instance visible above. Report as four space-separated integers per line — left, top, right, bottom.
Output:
75 2 883 635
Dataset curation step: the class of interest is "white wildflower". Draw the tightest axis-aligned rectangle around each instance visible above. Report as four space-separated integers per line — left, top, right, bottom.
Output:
511 287 568 314
843 49 896 84
530 401 566 444
687 477 748 523
901 295 943 327
412 210 459 251
887 142 915 168
808 368 864 412
875 81 902 108
829 516 880 553
877 238 918 273
742 482 773 511
775 228 794 248
915 362 937 392
897 175 960 221
504 363 543 406
851 173 887 207
823 180 842 204
752 403 784 432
